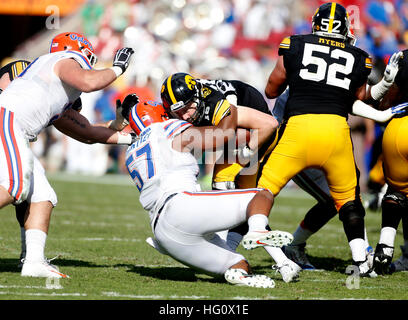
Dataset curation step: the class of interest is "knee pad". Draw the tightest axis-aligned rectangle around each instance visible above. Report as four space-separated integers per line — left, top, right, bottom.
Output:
339 200 366 241
382 189 408 208
381 189 407 229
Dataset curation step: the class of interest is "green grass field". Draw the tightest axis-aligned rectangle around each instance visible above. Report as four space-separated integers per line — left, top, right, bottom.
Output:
0 173 407 302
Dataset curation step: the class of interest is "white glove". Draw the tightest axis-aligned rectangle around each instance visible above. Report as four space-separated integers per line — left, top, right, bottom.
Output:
383 51 403 84
233 145 254 165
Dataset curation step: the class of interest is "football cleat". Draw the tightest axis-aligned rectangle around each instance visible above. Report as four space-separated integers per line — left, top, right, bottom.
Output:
347 259 377 278
373 243 394 275
366 246 375 269
390 245 408 272
242 230 293 250
224 268 275 288
21 259 69 279
283 243 315 270
272 259 302 283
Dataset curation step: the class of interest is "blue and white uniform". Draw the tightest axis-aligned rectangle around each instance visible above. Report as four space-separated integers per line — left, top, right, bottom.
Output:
126 119 264 275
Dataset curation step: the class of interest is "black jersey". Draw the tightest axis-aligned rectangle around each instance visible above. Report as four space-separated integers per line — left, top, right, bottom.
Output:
194 84 232 126
278 34 372 119
197 79 271 115
394 49 408 118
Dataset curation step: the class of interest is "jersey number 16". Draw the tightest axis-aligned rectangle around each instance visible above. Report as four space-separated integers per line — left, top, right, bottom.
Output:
299 43 355 90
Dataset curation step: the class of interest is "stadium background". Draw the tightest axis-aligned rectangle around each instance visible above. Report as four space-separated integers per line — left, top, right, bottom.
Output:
0 0 405 191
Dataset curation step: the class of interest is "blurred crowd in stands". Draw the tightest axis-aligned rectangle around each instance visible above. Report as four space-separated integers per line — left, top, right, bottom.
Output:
25 0 408 191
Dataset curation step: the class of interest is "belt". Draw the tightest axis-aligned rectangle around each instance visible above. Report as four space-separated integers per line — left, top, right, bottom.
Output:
153 193 178 230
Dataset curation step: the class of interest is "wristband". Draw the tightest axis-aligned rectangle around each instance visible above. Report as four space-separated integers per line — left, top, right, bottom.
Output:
370 79 392 101
116 133 132 145
110 66 123 78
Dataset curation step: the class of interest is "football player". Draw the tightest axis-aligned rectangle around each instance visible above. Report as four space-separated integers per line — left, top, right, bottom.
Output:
259 2 386 277
371 48 408 274
0 32 136 278
124 97 293 288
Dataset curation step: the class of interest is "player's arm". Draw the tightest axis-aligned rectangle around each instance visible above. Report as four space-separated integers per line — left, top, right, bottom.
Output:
53 108 134 145
366 51 403 102
54 47 134 93
212 100 237 130
352 82 408 122
265 55 288 99
236 106 278 150
172 125 236 154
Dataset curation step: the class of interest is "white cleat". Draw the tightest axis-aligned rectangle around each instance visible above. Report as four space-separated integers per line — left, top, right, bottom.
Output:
273 259 302 283
224 268 275 288
21 259 69 279
242 230 293 250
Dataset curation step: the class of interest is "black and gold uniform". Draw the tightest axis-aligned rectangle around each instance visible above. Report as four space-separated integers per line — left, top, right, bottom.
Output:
195 79 273 189
372 49 408 274
258 33 372 211
382 49 408 196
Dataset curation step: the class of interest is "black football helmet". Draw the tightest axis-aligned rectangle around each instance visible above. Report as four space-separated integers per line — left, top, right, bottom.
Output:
312 2 350 41
160 72 205 124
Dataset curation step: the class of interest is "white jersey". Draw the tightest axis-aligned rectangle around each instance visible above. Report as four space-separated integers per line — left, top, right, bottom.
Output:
0 51 92 140
125 119 200 220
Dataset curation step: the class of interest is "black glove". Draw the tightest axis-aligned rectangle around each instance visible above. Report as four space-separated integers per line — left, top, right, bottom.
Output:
113 47 135 75
117 93 139 122
130 132 139 144
71 97 82 112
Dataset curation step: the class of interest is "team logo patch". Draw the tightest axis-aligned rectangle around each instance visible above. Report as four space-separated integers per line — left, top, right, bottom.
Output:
185 74 196 90
201 87 211 98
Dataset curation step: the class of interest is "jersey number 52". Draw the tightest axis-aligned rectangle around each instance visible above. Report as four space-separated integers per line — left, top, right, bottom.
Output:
299 43 355 90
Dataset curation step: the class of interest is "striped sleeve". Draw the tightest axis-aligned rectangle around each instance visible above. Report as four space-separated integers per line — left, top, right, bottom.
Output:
164 119 192 139
365 56 373 70
211 100 231 126
61 51 93 70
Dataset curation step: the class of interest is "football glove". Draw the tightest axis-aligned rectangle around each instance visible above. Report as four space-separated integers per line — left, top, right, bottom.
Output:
384 51 403 84
109 94 139 131
112 47 135 76
233 144 255 165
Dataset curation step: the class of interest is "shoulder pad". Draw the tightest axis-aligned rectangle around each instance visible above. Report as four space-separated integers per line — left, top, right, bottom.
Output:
279 36 291 50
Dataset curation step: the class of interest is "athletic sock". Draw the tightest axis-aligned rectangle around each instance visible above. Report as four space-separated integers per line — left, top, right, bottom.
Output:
379 227 397 247
226 231 243 251
349 238 367 262
291 224 313 245
24 229 47 262
247 214 269 232
263 246 288 266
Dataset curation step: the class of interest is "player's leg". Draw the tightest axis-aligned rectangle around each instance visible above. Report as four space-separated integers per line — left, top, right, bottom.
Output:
20 157 65 278
0 108 32 209
390 214 408 272
321 116 374 277
286 169 337 269
153 191 282 287
374 117 408 274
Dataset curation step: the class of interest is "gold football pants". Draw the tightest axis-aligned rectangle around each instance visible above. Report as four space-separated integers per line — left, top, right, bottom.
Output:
382 116 408 196
257 114 360 210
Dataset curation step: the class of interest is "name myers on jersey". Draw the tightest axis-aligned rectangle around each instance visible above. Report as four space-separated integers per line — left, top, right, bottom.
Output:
318 37 345 48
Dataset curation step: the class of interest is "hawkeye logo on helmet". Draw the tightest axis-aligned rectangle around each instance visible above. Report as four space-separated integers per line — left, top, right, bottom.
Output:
185 75 196 90
69 33 94 51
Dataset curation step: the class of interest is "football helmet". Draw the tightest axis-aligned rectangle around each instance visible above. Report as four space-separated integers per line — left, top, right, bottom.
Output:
160 72 205 124
129 100 169 135
312 2 350 41
50 32 97 67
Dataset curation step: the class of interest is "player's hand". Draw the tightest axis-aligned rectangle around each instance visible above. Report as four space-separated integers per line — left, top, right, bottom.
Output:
117 93 140 122
113 47 135 75
391 101 408 114
233 145 254 165
384 51 403 84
